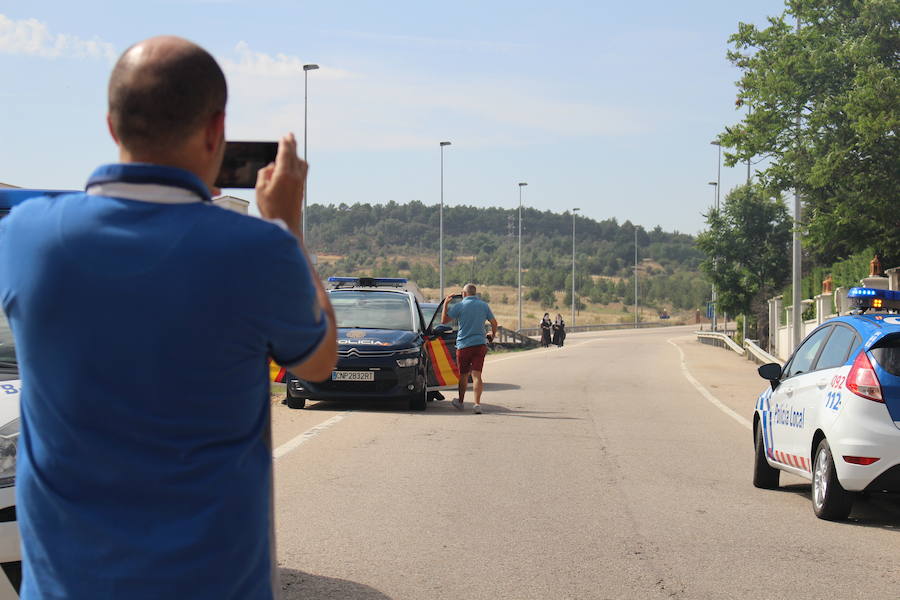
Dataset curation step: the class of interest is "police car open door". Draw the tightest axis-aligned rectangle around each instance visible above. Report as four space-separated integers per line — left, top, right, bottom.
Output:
425 295 462 391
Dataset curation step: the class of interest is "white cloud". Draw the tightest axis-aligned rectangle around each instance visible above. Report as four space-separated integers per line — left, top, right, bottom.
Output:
0 14 116 61
218 42 651 151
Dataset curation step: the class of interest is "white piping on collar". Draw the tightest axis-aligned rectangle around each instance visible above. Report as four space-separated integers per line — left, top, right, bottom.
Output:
86 182 205 204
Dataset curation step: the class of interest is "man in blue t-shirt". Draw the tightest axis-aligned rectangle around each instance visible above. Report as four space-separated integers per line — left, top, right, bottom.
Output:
0 36 337 599
441 284 498 414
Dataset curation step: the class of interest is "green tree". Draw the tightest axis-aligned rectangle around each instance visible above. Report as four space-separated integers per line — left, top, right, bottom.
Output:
722 0 900 264
697 184 792 340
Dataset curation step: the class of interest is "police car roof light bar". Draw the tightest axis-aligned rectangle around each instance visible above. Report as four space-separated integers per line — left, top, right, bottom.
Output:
327 276 408 289
847 287 900 312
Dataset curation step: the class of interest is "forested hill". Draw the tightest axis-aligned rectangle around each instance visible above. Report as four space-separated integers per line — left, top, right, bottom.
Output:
306 201 710 312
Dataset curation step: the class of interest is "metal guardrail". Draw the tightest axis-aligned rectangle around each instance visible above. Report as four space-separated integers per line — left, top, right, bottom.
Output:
495 325 539 348
744 339 781 366
695 331 784 368
518 321 685 337
696 331 745 356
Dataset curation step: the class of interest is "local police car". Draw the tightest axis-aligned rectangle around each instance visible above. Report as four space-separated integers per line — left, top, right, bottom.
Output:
0 190 40 598
753 287 900 520
281 277 462 411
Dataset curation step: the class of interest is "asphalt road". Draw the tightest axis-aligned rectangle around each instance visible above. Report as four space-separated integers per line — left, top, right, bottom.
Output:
270 325 900 600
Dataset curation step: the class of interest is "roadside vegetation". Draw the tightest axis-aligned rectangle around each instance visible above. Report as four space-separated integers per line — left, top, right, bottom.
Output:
306 202 708 323
699 0 899 343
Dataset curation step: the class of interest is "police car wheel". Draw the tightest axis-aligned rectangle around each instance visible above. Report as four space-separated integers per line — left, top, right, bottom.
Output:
286 395 306 410
811 439 854 520
752 424 779 489
407 389 427 411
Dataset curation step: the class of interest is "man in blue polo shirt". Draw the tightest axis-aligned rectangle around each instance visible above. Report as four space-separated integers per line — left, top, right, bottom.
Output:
0 36 337 598
441 283 498 414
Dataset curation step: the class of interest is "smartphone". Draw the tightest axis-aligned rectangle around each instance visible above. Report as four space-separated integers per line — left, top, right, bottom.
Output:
215 141 278 188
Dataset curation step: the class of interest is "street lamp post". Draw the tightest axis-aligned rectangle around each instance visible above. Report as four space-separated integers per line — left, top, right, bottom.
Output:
708 180 718 331
710 140 721 212
634 227 638 328
517 182 527 332
439 141 452 300
571 208 580 327
301 63 319 243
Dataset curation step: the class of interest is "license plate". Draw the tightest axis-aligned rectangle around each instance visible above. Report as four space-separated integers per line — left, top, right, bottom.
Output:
331 371 375 381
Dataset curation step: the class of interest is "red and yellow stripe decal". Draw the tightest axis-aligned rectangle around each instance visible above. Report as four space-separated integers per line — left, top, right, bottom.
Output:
269 358 287 383
773 450 810 472
426 338 459 386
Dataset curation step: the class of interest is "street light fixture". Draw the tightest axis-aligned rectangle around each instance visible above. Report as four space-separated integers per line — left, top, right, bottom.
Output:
301 63 319 243
571 208 580 327
439 141 451 300
517 182 527 332
708 180 718 332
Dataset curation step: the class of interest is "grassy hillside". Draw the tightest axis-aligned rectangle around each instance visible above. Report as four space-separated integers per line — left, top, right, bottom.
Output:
306 201 710 322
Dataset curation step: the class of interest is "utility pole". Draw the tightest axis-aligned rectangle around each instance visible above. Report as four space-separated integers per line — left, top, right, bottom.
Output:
571 208 580 326
634 227 638 328
517 182 527 331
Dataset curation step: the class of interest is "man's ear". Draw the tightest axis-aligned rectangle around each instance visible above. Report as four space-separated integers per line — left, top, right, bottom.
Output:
106 114 120 145
204 110 226 153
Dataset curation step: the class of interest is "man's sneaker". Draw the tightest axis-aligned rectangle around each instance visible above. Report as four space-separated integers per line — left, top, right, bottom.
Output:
451 398 463 411
473 404 482 414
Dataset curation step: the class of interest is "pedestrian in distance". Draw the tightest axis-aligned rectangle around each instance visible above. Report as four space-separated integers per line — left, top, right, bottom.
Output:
442 284 498 414
552 313 566 347
0 36 338 599
540 312 552 347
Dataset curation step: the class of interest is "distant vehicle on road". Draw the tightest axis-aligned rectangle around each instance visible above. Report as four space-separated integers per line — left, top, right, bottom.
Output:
753 287 900 520
658 309 670 319
284 277 462 411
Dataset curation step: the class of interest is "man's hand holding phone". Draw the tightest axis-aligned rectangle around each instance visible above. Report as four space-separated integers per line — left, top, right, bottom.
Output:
255 133 308 239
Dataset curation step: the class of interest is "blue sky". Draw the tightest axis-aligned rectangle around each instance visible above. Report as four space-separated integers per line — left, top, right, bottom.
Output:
0 0 787 234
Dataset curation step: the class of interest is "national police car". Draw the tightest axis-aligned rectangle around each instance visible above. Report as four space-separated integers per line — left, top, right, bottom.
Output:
753 287 900 520
281 277 462 411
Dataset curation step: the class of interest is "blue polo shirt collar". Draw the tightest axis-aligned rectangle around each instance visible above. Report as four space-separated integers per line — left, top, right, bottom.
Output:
86 163 212 203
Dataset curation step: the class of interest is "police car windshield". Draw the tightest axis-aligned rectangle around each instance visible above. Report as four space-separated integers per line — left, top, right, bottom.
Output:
330 290 414 331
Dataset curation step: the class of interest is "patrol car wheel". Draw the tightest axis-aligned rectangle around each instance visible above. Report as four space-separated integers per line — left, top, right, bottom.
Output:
753 424 779 489
812 439 854 520
407 388 427 411
286 394 306 410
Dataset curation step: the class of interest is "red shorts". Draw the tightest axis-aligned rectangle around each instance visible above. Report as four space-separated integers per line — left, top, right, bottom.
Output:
456 344 488 374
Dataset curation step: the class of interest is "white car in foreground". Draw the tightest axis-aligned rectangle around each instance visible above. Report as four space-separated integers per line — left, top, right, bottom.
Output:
0 314 20 598
753 288 900 520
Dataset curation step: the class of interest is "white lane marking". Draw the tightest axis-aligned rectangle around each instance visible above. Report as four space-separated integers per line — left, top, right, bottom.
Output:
273 413 351 460
667 338 752 431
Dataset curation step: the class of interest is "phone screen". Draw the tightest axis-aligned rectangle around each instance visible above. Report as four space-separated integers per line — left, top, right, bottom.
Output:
215 141 278 188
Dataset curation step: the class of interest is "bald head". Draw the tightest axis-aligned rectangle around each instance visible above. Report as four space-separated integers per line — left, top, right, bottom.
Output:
463 283 477 296
108 36 227 156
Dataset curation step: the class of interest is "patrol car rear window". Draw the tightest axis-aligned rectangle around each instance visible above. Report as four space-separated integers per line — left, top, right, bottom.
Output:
330 291 414 331
871 336 900 377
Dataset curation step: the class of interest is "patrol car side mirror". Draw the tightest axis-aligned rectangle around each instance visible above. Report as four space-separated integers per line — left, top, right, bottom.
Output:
757 363 782 390
432 324 452 336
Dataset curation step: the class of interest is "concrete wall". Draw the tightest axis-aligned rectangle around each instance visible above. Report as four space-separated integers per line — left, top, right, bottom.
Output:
768 268 897 361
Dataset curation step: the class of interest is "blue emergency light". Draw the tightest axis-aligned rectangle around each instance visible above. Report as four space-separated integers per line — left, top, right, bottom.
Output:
847 287 900 312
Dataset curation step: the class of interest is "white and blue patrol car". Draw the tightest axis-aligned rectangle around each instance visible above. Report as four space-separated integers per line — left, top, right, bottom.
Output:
753 287 900 520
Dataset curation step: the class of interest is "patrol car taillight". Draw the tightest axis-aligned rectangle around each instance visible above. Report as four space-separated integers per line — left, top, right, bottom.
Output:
845 351 883 403
843 456 880 466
